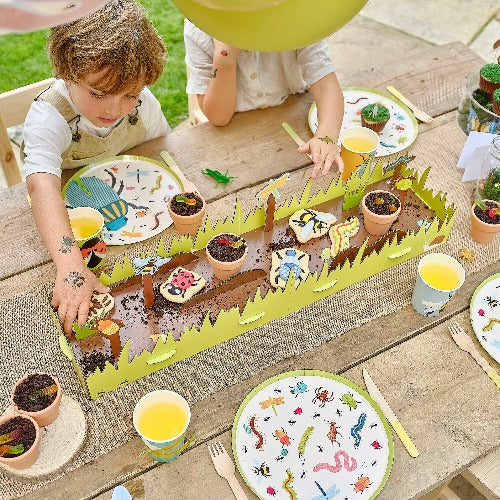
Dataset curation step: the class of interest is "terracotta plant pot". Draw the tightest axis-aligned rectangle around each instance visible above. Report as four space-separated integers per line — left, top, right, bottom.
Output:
11 373 62 427
361 190 402 236
0 414 40 470
168 192 206 236
206 233 248 280
470 200 500 244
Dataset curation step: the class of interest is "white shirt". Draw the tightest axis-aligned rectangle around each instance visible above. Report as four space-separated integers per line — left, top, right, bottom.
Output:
23 79 170 178
184 19 335 113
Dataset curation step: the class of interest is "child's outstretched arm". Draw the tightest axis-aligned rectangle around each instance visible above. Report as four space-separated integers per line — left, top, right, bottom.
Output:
197 40 241 126
26 173 109 335
298 72 344 178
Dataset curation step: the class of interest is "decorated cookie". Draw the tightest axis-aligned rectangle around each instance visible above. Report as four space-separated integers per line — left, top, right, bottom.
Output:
160 267 206 303
270 248 310 289
87 291 115 325
289 209 336 243
329 217 360 257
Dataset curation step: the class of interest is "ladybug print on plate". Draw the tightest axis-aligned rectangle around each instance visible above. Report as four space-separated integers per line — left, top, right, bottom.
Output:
160 267 206 303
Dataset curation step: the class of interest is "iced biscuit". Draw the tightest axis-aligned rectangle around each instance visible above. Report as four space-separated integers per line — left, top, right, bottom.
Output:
160 267 206 303
329 217 360 256
270 248 310 289
289 209 336 243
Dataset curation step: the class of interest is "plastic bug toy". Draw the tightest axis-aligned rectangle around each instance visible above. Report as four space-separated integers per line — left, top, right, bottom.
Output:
201 169 236 187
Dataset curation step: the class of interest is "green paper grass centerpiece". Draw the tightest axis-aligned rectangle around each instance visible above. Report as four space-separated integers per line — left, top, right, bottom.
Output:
168 192 206 236
206 233 248 280
479 63 500 94
470 199 500 244
361 190 401 236
361 103 390 132
493 88 500 116
0 414 40 470
11 373 62 427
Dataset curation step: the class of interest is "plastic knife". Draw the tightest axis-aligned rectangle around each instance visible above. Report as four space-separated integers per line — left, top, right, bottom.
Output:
362 368 419 458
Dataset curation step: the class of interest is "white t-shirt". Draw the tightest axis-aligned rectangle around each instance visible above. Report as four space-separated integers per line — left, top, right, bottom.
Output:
184 19 335 112
23 79 170 178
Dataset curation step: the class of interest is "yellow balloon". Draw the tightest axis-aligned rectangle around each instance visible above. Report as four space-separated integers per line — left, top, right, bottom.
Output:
189 0 286 12
173 0 368 52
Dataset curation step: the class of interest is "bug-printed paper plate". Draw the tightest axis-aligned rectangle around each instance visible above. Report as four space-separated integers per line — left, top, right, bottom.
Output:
308 87 419 157
470 273 500 363
232 370 393 499
62 156 184 245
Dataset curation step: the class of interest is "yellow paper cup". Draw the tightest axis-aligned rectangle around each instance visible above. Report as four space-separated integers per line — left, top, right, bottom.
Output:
340 126 380 181
133 390 191 463
68 207 106 270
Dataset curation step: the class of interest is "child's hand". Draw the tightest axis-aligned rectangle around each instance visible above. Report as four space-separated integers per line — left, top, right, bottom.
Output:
213 39 241 61
298 136 344 178
52 264 109 335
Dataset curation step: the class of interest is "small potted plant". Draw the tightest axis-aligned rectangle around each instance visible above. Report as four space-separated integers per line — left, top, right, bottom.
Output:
168 192 206 236
361 190 401 235
470 199 500 243
0 414 40 470
11 373 62 427
206 233 248 280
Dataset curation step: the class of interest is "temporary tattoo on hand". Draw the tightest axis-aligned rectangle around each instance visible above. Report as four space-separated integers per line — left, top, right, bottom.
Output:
319 136 334 144
220 50 228 57
59 235 75 254
64 271 85 289
211 68 218 79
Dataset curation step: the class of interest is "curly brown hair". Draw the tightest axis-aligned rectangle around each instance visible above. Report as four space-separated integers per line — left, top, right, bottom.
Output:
48 0 165 94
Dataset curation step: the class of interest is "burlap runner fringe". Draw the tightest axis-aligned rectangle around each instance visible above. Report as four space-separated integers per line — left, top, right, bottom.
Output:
0 164 498 498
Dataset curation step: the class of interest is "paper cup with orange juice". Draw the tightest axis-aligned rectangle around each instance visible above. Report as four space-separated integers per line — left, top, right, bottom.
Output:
133 390 191 462
411 253 465 317
68 207 106 270
340 126 380 181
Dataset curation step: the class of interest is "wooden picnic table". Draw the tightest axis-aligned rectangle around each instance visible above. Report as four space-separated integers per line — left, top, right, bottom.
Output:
0 42 498 499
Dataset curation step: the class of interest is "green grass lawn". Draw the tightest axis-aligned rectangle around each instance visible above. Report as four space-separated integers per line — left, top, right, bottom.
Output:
0 0 188 128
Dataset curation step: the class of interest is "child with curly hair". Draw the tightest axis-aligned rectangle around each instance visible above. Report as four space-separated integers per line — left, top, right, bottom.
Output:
23 0 168 334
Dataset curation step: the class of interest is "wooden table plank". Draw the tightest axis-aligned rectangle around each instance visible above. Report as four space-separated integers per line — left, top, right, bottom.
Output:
0 42 482 281
90 309 500 500
23 263 499 500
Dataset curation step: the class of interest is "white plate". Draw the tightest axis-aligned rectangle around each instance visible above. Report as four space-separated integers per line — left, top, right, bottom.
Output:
309 87 419 157
62 155 184 245
232 370 393 499
470 273 500 363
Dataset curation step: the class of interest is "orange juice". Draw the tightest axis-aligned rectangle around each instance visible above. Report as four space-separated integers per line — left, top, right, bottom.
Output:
420 263 460 290
137 402 188 441
70 216 102 240
342 136 376 153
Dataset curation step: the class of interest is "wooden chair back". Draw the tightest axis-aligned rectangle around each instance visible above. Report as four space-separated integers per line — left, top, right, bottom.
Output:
0 77 55 186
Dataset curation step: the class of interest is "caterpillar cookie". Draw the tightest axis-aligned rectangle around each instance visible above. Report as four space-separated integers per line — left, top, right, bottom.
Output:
160 267 206 303
329 217 360 257
86 291 115 325
270 248 310 289
289 209 336 243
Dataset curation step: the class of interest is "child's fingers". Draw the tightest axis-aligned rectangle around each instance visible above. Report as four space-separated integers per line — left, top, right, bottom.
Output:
335 153 344 173
57 302 68 327
96 282 110 294
64 304 79 334
77 300 90 328
322 155 334 175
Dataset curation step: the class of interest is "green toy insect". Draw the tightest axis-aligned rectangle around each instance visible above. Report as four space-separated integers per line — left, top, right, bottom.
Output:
201 169 236 187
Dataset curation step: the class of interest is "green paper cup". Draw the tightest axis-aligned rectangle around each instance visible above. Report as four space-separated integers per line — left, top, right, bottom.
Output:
133 390 191 463
68 207 106 270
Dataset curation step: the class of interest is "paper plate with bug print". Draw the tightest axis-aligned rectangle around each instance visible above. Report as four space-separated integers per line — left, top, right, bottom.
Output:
470 273 500 363
308 87 419 157
232 370 393 499
62 155 184 245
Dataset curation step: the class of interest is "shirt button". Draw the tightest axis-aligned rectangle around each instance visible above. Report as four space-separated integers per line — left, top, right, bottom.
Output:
250 72 257 80
257 91 264 97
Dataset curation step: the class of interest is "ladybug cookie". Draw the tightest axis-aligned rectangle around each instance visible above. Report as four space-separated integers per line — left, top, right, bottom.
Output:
160 267 206 304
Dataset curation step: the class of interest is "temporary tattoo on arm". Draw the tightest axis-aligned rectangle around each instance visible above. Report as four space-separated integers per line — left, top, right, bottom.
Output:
220 50 228 57
211 68 218 79
59 235 75 254
319 136 333 144
64 271 85 289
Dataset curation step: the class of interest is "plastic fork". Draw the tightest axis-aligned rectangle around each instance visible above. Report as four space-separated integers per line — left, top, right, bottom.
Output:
208 441 248 500
386 86 434 123
448 322 500 389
